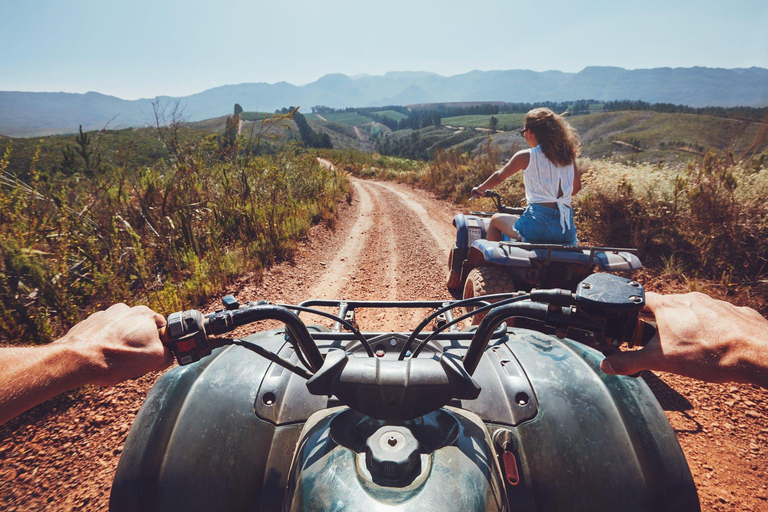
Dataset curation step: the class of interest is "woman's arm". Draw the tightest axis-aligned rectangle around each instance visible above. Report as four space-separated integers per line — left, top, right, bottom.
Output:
572 162 582 195
472 150 530 196
0 304 173 425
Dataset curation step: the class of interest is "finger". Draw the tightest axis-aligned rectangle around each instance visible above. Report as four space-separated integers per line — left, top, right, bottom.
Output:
107 302 130 313
132 304 166 328
600 348 655 376
150 310 166 328
157 345 175 370
642 291 665 315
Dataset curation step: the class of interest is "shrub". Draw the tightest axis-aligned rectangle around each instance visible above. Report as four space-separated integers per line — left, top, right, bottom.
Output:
0 129 349 344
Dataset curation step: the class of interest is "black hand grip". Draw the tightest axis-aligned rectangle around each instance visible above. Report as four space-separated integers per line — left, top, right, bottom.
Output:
632 319 657 347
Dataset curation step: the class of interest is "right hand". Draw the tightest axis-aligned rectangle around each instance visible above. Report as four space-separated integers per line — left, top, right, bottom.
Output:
57 303 174 386
471 187 485 198
601 291 768 387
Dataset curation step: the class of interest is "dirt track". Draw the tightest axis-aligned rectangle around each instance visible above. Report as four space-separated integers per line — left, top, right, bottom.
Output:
1 175 767 511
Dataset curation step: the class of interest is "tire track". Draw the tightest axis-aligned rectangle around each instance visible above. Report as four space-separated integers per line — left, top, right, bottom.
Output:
307 180 374 300
365 180 455 256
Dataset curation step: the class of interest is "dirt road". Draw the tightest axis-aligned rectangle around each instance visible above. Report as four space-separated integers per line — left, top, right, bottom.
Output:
1 175 767 511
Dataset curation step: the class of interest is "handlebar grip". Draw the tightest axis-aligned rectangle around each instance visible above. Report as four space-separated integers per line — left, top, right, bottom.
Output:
631 319 657 347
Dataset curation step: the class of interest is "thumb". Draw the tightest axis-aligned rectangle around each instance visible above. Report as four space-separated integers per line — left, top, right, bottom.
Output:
601 349 652 376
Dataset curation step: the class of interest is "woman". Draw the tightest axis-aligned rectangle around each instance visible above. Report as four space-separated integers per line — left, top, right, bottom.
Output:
472 108 581 245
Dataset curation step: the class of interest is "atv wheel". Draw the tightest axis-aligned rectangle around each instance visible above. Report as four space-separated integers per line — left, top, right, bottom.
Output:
463 266 516 324
446 250 462 290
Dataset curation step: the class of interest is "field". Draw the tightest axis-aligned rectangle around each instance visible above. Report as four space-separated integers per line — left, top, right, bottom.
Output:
442 113 526 131
371 110 408 121
307 112 374 125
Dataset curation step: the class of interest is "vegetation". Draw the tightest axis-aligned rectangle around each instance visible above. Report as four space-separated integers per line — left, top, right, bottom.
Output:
577 156 768 289
294 110 333 148
307 112 374 126
442 113 525 131
371 110 408 121
0 111 349 344
321 145 768 310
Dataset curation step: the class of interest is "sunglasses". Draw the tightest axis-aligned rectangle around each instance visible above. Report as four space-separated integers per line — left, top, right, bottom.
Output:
519 128 529 137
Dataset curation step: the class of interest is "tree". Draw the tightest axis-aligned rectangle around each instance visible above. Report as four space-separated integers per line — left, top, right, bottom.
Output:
489 116 498 134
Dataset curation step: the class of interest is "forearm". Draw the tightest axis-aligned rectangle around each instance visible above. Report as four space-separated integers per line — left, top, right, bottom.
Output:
0 343 98 424
727 336 768 388
477 170 504 191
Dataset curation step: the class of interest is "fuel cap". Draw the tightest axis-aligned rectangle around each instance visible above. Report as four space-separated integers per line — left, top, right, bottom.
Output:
365 426 420 486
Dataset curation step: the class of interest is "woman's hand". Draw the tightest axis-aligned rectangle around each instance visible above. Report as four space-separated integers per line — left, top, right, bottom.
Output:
471 187 485 198
601 292 768 388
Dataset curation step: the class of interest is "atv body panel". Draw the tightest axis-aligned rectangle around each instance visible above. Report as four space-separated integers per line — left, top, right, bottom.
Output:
111 325 698 512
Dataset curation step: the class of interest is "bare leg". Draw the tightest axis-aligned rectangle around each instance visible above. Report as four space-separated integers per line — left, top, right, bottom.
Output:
487 213 521 241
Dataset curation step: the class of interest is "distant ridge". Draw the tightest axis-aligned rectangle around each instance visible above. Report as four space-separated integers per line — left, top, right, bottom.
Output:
2 66 767 137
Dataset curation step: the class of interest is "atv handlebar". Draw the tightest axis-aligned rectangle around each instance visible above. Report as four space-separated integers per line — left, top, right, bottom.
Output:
158 273 655 421
161 273 655 375
470 189 526 216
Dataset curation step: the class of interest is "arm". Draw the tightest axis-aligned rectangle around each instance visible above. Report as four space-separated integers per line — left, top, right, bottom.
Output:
601 292 768 388
0 304 173 425
572 161 582 195
472 150 530 196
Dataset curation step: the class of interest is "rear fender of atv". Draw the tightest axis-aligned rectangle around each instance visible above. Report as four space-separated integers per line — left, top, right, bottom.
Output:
453 214 490 249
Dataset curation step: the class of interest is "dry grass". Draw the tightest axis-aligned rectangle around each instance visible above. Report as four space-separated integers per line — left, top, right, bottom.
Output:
0 132 349 344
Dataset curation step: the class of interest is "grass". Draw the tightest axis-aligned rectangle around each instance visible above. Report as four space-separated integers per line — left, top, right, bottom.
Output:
0 126 350 345
239 111 272 121
442 113 526 131
372 110 408 121
310 112 374 126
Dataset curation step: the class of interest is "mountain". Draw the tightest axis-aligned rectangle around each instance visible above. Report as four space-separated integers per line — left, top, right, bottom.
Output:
2 66 767 137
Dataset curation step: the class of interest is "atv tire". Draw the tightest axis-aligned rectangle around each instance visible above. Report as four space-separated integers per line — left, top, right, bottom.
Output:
447 250 462 290
463 266 516 325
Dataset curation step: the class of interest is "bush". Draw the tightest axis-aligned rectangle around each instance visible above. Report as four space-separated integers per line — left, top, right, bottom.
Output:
576 155 768 283
0 128 349 344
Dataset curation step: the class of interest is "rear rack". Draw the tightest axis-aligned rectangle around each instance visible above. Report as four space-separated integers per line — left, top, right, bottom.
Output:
497 242 638 266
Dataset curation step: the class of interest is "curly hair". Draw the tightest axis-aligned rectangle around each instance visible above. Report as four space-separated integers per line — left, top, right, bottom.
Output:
524 108 580 167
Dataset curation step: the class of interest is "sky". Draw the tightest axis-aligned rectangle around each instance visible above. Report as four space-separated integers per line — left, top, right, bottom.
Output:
1 0 767 100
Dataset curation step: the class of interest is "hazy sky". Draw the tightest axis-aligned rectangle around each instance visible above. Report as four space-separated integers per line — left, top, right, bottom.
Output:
2 0 767 99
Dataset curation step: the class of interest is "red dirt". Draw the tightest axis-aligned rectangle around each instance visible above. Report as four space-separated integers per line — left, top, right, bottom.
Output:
1 177 767 511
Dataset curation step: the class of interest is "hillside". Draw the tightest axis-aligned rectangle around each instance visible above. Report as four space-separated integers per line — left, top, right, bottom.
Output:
395 111 768 164
2 66 767 137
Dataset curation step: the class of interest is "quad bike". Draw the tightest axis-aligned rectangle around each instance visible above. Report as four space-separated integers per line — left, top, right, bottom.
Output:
448 191 642 305
110 273 699 512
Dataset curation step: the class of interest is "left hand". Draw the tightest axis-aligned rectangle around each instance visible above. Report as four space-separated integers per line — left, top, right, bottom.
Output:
57 303 174 386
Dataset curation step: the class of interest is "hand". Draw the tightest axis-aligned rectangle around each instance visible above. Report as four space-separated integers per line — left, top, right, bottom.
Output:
601 292 768 387
57 303 174 386
471 187 485 198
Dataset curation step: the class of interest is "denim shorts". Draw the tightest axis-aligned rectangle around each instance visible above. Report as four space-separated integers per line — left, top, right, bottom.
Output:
514 203 578 245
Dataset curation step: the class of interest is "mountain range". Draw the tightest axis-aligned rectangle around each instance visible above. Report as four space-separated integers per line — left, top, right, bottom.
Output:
2 66 767 137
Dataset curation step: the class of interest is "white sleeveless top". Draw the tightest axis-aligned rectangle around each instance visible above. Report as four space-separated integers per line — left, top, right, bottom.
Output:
522 145 575 233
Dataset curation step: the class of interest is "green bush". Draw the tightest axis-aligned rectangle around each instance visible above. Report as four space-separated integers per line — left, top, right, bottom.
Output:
576 155 768 283
0 129 349 344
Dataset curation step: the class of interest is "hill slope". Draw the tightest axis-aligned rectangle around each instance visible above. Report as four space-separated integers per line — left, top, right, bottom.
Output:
2 66 767 137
